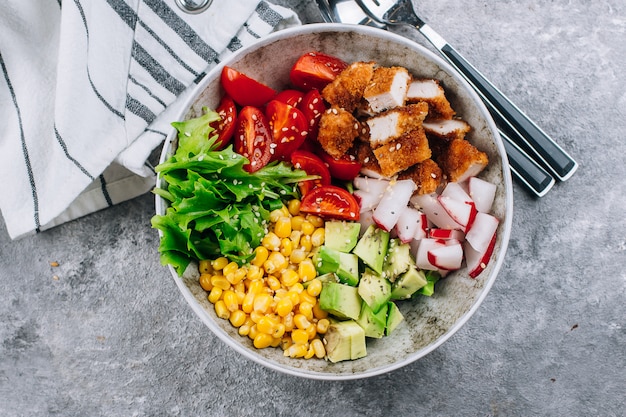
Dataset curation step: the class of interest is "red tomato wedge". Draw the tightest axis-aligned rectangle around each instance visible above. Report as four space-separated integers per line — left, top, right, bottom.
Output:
265 100 309 161
208 94 237 150
274 89 304 108
299 185 360 221
319 151 362 181
297 89 327 140
221 66 277 107
291 150 331 196
289 52 348 91
234 106 274 173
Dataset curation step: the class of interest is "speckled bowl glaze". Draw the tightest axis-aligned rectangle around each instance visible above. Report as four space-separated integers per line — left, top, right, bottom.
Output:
155 24 513 380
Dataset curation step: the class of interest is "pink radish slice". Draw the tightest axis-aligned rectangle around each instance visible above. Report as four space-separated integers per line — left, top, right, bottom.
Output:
441 181 473 203
410 193 459 230
428 228 465 241
465 231 497 278
427 241 464 270
395 206 427 243
437 195 477 232
465 212 499 253
353 177 389 212
468 177 497 213
373 179 416 232
415 238 446 270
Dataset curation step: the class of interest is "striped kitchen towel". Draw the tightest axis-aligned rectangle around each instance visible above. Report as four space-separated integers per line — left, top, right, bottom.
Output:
0 0 300 239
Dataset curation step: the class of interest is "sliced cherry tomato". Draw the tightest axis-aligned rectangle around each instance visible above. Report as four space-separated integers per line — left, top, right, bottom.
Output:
291 150 331 196
274 89 304 108
297 89 327 141
208 94 237 150
265 99 309 161
299 185 360 221
289 52 348 91
319 151 362 181
221 66 277 107
234 106 274 173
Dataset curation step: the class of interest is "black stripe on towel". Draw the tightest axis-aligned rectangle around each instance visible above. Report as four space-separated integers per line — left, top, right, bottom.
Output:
99 174 113 206
54 126 95 180
129 74 167 108
131 41 186 96
0 52 40 232
256 1 283 27
126 94 157 123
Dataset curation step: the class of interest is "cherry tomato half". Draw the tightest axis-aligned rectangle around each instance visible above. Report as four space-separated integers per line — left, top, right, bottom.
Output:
208 94 237 150
234 106 274 173
319 151 362 181
299 185 360 221
291 150 331 196
289 52 348 91
265 99 309 161
221 66 277 107
274 89 304 108
297 89 327 141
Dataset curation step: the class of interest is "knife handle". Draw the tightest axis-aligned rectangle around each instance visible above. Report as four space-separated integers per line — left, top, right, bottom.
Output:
438 43 578 181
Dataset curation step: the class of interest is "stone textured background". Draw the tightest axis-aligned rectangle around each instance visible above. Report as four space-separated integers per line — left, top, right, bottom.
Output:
1 1 625 416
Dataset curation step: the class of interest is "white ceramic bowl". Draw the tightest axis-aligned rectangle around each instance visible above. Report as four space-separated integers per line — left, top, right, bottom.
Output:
155 23 513 380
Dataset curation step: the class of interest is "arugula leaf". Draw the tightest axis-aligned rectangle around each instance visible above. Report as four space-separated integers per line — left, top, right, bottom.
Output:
152 109 307 276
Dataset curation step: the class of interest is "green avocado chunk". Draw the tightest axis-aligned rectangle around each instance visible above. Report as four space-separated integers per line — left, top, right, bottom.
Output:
390 267 428 300
357 268 392 313
356 301 388 339
324 320 367 363
352 225 390 275
385 301 404 336
324 220 361 253
336 252 359 286
382 238 413 282
312 246 341 275
319 282 362 320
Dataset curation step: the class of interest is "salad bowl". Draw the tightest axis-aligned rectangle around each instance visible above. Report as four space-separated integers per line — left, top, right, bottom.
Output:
154 23 513 380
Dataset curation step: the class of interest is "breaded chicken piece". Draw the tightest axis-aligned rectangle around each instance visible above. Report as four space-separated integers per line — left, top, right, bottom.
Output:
366 102 429 148
322 61 376 112
438 138 489 182
353 141 383 176
406 79 455 119
398 159 443 195
317 106 360 158
373 127 431 177
423 118 471 141
363 66 411 113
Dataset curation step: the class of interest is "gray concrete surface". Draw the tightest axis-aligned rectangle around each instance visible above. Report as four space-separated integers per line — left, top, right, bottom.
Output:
1 1 625 416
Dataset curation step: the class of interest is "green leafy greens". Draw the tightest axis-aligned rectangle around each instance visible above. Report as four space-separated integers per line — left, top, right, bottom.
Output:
151 107 308 276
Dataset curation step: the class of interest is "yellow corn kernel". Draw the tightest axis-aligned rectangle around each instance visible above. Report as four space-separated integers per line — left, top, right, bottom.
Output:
222 261 239 277
306 278 322 297
280 238 293 257
289 230 302 248
304 344 316 359
276 297 294 317
306 323 317 340
269 208 283 223
247 265 264 281
272 323 286 339
199 273 213 291
251 246 269 267
229 310 247 328
301 221 315 236
316 318 330 334
207 287 223 304
286 290 301 307
312 302 329 319
298 302 314 322
291 215 305 231
294 313 311 330
211 275 231 291
280 336 293 351
248 324 259 340
290 282 304 294
262 232 281 251
281 269 300 287
212 257 229 271
198 260 213 274
257 316 277 335
311 338 326 358
287 199 301 216
241 292 255 314
238 323 251 337
270 336 282 348
228 268 247 285
284 343 308 358
298 259 317 282
274 217 292 238
311 228 325 247
265 252 287 275
283 312 295 332
248 279 265 295
214 300 230 320
291 328 309 345
254 332 274 349
250 310 264 324
306 214 324 228
299 291 317 306
223 290 239 312
253 293 273 314
266 275 282 292
289 248 307 265
299 235 312 253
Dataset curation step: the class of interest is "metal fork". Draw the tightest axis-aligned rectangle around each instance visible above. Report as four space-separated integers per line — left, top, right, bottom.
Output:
355 0 578 183
316 0 556 197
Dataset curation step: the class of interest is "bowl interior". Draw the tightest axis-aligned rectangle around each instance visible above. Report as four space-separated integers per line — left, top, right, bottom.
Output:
156 24 512 380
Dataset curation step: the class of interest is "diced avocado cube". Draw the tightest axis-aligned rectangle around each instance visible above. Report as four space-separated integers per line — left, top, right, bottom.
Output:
416 270 441 297
319 282 362 320
324 221 361 252
385 301 404 336
357 268 392 313
312 246 341 275
382 238 413 282
390 267 428 300
324 320 367 363
336 252 360 286
356 301 388 338
352 225 390 275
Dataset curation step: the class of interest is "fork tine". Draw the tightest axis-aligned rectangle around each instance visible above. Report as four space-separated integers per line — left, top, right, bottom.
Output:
354 0 396 23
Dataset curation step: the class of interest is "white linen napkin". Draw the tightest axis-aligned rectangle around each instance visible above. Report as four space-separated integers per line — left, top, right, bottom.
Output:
0 0 300 239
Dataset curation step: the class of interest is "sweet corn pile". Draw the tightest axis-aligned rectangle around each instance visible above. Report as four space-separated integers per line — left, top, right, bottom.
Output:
198 199 330 359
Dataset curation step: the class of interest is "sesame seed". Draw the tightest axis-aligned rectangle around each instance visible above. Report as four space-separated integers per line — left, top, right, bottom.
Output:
396 143 401 150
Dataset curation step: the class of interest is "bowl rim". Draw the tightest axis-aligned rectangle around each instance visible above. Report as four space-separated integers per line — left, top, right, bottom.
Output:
154 22 514 380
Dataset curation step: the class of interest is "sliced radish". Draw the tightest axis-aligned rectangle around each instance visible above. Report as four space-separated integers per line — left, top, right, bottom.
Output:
353 177 389 212
410 193 459 230
395 206 427 243
465 212 499 253
373 179 416 232
468 177 497 213
441 181 473 203
427 241 463 270
465 231 496 278
415 238 446 270
437 195 477 232
428 228 465 241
